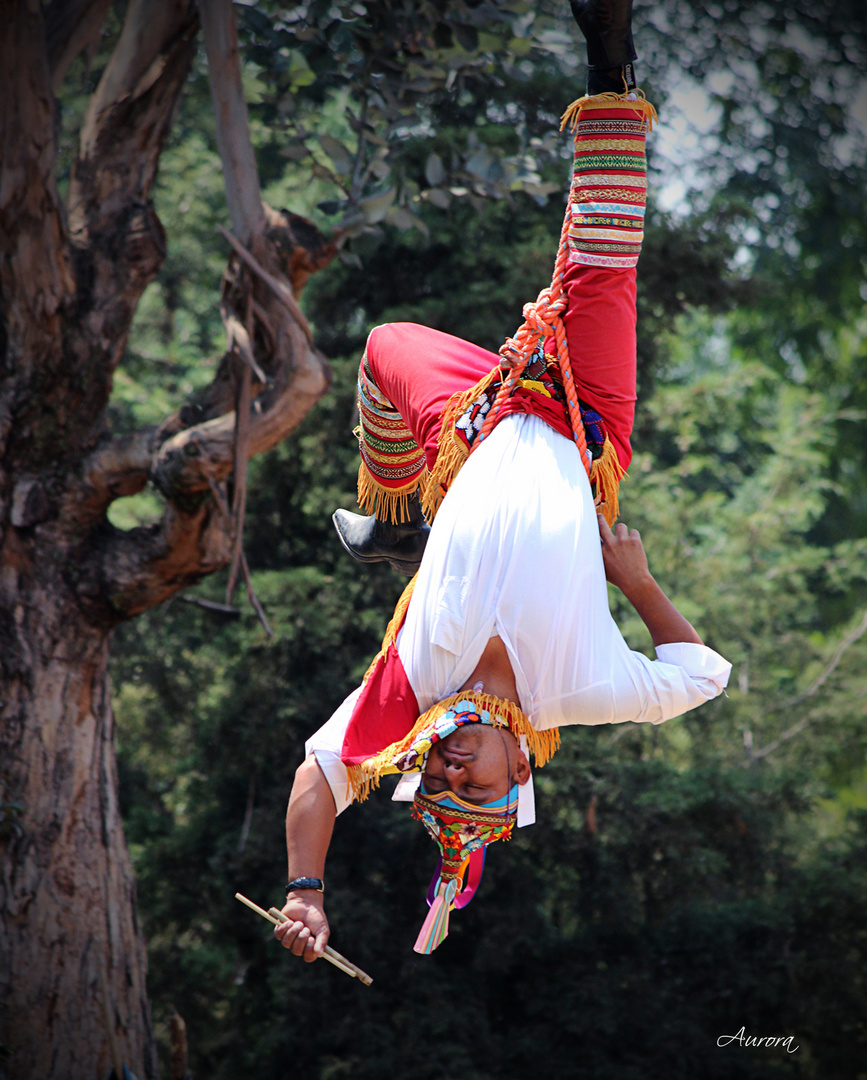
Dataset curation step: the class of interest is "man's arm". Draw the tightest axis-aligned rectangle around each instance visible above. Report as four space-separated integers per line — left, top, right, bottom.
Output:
273 755 336 962
597 514 703 647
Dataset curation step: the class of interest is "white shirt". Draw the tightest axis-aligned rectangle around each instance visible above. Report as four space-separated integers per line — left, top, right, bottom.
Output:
309 414 731 815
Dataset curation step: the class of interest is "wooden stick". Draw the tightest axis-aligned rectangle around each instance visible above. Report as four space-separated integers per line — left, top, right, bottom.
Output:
225 310 269 384
234 893 372 986
240 549 274 639
177 595 241 617
236 893 355 979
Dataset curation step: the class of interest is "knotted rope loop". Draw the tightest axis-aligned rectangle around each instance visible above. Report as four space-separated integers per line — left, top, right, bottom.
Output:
498 289 567 367
477 196 591 473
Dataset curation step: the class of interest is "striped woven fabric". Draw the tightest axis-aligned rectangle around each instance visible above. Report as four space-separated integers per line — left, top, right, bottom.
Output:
355 354 428 522
569 98 648 269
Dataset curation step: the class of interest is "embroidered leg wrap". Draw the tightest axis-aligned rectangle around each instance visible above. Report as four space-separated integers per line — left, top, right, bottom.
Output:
356 354 429 525
568 97 648 269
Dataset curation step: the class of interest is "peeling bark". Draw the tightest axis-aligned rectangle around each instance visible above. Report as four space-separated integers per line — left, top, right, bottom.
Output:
46 0 114 93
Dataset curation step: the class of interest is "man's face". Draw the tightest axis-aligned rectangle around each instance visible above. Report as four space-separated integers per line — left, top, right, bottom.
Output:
421 724 530 804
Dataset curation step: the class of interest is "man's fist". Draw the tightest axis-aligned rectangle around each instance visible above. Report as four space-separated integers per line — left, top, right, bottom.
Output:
274 893 330 962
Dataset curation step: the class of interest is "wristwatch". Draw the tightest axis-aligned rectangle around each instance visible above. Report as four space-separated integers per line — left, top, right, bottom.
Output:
285 876 325 895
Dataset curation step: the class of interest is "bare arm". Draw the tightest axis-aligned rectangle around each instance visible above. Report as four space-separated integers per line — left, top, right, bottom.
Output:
598 515 703 647
274 755 337 962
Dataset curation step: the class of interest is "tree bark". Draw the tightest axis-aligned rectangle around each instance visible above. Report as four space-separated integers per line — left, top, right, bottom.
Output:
0 0 335 1075
0 594 157 1080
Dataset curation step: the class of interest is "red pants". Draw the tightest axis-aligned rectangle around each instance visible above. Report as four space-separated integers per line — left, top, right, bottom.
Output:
355 97 648 521
362 261 636 469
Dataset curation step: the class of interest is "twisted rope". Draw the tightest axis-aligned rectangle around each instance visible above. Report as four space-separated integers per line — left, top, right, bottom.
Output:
472 194 592 478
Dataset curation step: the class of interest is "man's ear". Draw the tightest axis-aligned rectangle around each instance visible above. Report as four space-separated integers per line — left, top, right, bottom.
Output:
514 751 531 786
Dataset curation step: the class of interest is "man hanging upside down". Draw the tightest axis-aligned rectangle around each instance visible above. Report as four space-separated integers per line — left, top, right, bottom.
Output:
275 0 731 958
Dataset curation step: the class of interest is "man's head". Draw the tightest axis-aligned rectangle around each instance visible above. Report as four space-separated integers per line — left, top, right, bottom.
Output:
352 689 559 953
421 723 531 804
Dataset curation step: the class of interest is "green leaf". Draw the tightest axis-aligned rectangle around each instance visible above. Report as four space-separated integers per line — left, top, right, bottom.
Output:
318 134 354 176
424 152 445 187
358 187 396 223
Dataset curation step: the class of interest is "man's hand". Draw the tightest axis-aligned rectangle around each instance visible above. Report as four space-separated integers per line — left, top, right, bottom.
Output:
597 513 703 647
597 514 652 597
274 892 330 962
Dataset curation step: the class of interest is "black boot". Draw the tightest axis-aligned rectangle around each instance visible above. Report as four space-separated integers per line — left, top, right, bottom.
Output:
570 0 638 95
332 494 430 576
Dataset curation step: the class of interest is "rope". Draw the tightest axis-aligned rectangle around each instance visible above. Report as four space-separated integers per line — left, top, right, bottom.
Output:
471 169 591 478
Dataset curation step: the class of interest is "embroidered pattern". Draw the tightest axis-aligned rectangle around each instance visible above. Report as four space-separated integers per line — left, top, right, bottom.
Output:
356 352 429 521
575 117 647 134
569 100 648 269
578 186 646 203
454 344 609 463
573 137 647 153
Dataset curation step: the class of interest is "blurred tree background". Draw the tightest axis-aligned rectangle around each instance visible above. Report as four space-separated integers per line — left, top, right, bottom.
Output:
97 0 867 1076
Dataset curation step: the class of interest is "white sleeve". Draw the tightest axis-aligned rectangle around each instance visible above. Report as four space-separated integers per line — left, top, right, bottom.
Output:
614 641 731 725
541 640 731 728
304 686 363 816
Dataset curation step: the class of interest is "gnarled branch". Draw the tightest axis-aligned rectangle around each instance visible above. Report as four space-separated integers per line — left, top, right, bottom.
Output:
67 0 198 296
71 0 336 624
73 498 235 624
151 322 330 501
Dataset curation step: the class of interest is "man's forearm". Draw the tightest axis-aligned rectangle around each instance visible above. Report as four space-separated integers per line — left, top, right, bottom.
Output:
621 573 703 648
285 754 337 881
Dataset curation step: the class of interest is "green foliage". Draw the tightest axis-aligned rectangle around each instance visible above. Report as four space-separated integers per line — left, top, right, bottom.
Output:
106 1 867 1076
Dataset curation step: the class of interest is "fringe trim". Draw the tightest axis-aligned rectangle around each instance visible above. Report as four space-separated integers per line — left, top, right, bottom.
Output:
420 365 501 521
360 572 419 684
346 689 561 803
590 437 626 525
356 456 429 524
560 90 658 134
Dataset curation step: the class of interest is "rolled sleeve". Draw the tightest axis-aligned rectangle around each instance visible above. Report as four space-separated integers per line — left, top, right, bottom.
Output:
544 641 732 729
304 687 362 816
620 642 731 725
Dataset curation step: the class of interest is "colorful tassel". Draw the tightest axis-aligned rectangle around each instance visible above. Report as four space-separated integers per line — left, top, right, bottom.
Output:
414 878 458 954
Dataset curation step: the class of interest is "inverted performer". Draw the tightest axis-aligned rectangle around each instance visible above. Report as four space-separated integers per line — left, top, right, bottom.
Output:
275 0 732 959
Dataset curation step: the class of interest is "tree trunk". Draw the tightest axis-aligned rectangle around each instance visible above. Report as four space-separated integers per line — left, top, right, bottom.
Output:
0 573 155 1079
0 1 335 1075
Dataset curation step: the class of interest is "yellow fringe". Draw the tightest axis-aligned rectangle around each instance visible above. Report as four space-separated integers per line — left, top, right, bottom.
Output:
346 689 561 802
420 365 501 521
590 437 626 526
560 89 658 134
360 572 419 684
356 457 429 524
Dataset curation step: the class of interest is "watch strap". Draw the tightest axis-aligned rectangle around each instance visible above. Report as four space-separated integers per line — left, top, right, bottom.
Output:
285 876 325 894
